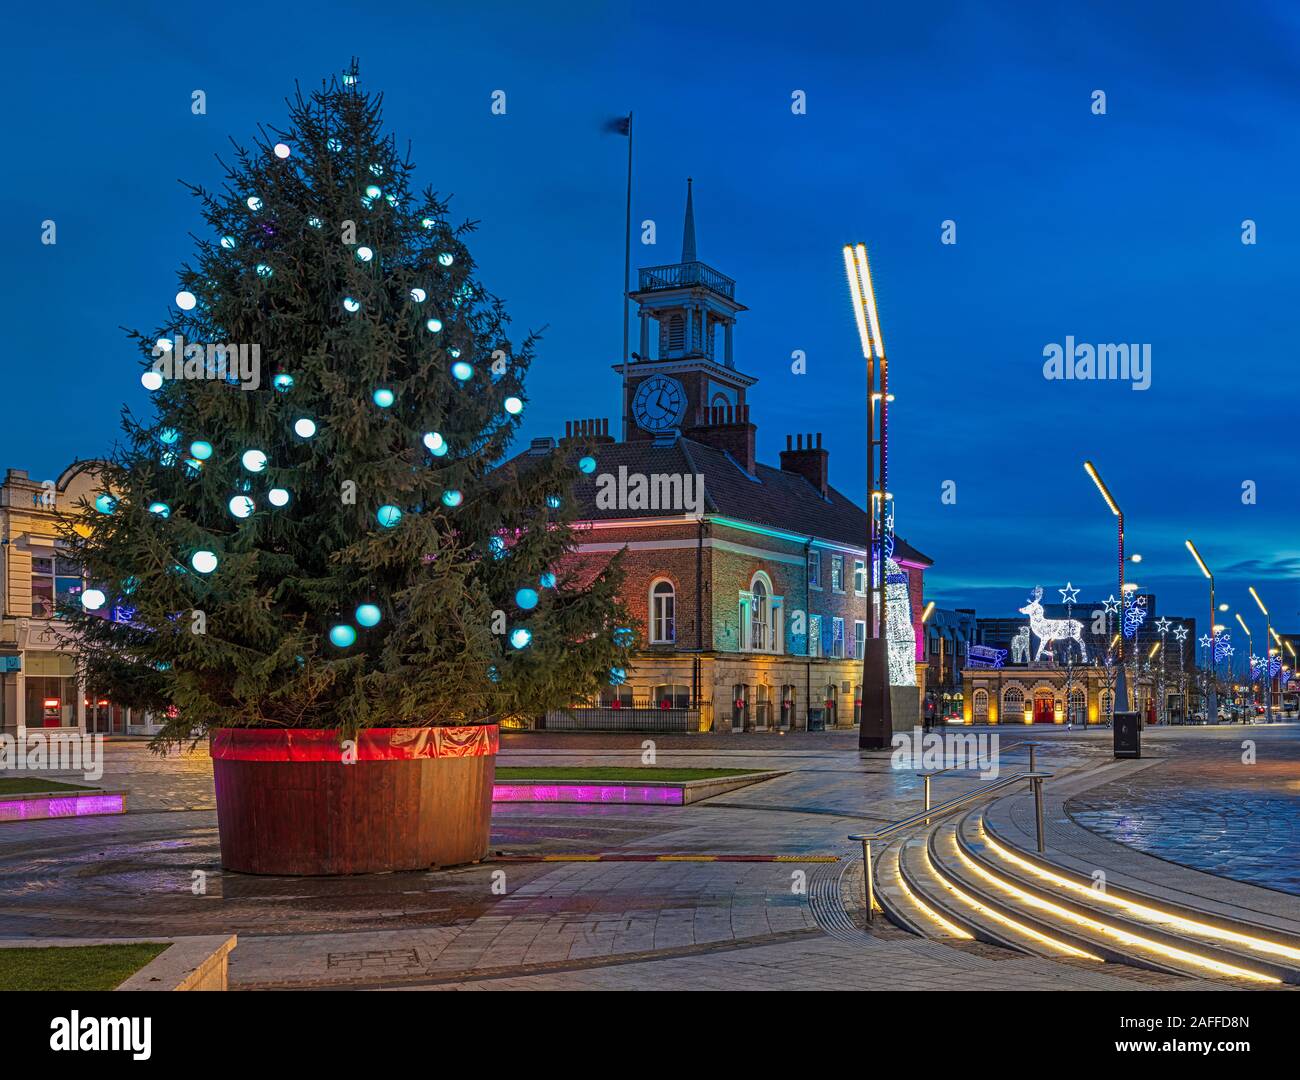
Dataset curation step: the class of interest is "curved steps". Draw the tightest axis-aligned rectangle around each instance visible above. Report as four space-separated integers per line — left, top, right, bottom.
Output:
872 798 1300 986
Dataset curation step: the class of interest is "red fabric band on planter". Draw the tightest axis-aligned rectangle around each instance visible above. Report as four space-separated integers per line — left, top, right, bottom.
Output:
209 725 499 762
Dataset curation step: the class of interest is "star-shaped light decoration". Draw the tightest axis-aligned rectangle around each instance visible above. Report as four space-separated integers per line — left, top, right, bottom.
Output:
1173 625 1188 643
1154 616 1172 634
1102 595 1120 615
1059 582 1080 605
1199 634 1213 648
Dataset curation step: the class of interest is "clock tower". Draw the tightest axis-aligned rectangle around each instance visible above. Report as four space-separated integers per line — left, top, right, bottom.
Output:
618 179 755 443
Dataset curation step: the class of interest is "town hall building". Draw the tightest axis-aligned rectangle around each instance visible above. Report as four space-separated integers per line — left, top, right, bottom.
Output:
516 183 931 733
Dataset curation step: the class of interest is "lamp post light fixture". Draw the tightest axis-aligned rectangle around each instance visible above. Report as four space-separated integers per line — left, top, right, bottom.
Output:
844 241 894 749
1248 587 1274 722
1185 539 1218 725
1083 461 1130 712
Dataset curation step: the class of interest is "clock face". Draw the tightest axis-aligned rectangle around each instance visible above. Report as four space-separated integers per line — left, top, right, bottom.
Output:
632 376 686 432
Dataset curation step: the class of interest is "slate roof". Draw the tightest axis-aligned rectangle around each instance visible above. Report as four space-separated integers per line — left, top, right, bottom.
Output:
503 436 932 567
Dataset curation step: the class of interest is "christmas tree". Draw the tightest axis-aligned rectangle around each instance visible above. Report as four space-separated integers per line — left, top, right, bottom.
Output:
62 63 632 744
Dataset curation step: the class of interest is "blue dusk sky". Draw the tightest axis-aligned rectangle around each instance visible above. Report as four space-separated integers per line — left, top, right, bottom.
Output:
6 1 1298 637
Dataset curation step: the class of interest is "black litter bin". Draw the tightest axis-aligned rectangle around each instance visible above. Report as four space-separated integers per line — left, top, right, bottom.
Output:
807 708 825 733
1113 710 1141 759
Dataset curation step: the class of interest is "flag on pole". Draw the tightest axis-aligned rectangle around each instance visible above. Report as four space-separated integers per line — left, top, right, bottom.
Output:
604 114 631 136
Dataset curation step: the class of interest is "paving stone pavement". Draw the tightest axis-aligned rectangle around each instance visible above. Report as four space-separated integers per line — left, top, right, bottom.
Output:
0 726 1292 990
1065 724 1300 895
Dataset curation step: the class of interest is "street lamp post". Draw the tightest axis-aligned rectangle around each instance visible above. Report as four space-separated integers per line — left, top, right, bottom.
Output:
844 242 893 750
1084 462 1129 711
1235 611 1253 715
1248 587 1273 723
1185 540 1218 724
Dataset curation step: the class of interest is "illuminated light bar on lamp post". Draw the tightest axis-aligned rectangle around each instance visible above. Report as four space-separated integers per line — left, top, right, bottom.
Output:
842 243 885 360
844 240 895 750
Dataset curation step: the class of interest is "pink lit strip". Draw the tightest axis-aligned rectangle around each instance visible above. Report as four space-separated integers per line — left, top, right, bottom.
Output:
0 793 126 823
492 783 684 806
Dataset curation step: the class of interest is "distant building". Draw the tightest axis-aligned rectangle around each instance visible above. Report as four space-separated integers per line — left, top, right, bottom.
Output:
506 183 932 732
961 590 1200 724
0 464 159 737
923 607 977 715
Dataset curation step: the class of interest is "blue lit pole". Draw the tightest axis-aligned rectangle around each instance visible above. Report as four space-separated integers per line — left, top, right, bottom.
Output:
1186 540 1218 723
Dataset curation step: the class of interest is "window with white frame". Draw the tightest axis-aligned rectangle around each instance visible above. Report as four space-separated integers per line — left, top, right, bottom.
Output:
853 559 866 596
808 614 822 658
649 579 676 644
652 683 691 709
854 620 866 660
30 553 84 618
807 550 821 588
739 572 783 653
832 617 845 658
831 555 844 592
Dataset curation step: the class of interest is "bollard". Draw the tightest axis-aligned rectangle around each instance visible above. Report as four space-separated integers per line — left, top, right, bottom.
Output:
923 774 931 821
1031 775 1045 853
861 838 875 922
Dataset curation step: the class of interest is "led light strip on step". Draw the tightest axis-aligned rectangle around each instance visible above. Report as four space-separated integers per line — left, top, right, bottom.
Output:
946 832 1278 983
921 846 1098 959
890 848 973 939
979 827 1300 964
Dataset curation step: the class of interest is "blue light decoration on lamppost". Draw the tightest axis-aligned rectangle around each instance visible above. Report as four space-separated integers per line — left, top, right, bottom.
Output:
844 241 901 749
1186 540 1218 726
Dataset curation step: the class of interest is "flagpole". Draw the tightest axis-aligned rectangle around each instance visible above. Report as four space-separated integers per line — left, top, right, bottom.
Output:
621 111 633 442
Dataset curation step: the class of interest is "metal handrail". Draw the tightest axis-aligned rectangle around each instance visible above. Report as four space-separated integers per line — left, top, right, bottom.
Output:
849 770 1052 921
919 740 1038 814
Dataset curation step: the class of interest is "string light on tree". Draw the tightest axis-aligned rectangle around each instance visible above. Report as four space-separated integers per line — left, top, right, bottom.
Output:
60 65 631 756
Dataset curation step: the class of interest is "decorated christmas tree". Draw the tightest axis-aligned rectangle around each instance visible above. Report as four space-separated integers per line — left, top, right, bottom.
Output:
62 63 631 745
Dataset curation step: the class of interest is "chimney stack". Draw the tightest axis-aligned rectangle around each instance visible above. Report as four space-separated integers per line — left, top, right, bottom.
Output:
684 401 756 473
780 431 829 496
561 418 614 445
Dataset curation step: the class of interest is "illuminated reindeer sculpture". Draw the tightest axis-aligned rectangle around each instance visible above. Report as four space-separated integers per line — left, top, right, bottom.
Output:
1010 626 1030 664
1018 586 1088 662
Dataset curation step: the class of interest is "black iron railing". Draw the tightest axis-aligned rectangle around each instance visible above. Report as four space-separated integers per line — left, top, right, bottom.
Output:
545 697 701 733
637 261 736 298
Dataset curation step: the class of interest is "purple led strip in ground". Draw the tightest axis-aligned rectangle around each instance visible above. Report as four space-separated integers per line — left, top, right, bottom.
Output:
0 793 126 823
492 783 684 806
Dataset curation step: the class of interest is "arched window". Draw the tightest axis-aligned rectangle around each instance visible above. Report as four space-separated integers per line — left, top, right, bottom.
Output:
667 313 685 351
751 578 768 651
650 579 675 644
825 684 839 726
732 683 749 731
740 572 782 654
780 684 797 729
1002 686 1024 722
973 689 989 719
754 684 771 729
1068 688 1086 725
1100 689 1114 721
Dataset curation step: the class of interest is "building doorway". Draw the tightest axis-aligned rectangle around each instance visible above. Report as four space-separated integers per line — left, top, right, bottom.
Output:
1032 691 1055 724
731 684 748 732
